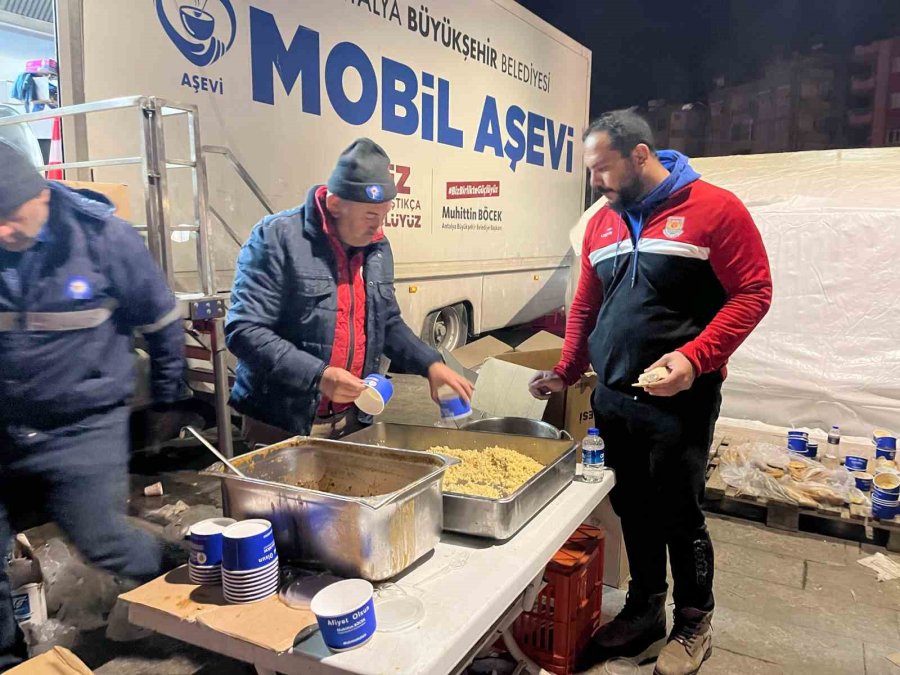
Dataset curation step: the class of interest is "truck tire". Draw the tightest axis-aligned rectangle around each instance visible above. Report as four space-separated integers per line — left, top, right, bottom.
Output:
422 304 468 352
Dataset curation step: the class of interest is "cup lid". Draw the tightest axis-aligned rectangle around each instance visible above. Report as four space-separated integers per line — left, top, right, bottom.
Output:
374 587 425 633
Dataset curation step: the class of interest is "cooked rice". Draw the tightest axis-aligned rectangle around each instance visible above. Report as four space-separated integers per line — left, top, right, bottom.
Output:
427 446 544 498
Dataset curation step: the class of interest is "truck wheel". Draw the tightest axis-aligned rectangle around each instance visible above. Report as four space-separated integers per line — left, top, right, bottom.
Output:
422 304 468 352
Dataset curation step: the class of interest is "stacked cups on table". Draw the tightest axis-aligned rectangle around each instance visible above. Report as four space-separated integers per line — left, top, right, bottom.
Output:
875 434 897 462
221 519 280 604
872 472 900 520
188 518 236 585
787 430 811 457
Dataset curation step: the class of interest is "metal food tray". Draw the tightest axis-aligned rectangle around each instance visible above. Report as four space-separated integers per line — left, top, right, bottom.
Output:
343 423 576 540
200 437 451 581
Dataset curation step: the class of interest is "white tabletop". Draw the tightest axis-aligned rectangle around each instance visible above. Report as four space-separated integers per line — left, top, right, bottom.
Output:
130 471 614 675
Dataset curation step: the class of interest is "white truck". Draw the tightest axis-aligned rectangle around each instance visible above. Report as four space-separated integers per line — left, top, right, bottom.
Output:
47 0 592 351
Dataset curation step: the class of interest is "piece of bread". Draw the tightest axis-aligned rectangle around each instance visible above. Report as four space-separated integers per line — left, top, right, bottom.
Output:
633 367 669 388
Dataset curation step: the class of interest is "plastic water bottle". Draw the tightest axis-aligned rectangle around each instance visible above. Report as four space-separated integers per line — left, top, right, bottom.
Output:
582 428 605 483
826 425 841 460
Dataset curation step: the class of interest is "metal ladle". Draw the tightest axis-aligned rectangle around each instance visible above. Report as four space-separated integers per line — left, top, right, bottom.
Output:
181 426 247 478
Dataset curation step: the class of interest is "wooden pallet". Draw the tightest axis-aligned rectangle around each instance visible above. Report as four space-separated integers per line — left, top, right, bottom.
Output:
704 432 900 552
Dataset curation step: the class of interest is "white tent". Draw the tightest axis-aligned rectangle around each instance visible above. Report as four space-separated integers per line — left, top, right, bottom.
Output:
568 148 900 436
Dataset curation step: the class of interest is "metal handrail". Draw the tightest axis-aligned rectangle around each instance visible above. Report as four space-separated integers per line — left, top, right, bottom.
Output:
0 95 147 124
203 145 275 215
0 94 233 455
209 205 244 248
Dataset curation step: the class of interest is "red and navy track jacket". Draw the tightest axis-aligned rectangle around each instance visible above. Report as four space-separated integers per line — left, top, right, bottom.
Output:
555 151 773 393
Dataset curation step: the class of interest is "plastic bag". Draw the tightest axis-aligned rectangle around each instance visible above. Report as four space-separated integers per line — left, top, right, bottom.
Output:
21 619 78 655
719 461 803 504
719 441 856 508
36 538 121 631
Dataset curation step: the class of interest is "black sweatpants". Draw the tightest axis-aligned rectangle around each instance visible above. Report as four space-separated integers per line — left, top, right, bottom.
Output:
593 375 722 612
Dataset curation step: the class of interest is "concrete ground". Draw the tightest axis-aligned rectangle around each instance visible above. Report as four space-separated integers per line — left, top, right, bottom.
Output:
18 374 900 674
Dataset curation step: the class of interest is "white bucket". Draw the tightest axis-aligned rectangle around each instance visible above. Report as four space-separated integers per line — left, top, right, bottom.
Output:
11 582 48 626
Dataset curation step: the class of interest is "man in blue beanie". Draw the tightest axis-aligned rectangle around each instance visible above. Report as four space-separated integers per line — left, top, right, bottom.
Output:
228 138 473 445
0 141 186 671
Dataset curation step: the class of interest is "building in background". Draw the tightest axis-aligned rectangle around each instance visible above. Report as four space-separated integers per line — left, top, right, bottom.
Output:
847 37 900 147
641 99 708 157
705 48 846 156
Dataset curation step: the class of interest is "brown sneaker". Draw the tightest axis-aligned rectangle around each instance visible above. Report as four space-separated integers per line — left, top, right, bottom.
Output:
653 608 713 675
576 590 667 672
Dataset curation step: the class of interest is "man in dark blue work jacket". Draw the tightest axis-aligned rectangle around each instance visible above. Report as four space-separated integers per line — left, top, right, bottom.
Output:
227 138 473 446
0 141 185 671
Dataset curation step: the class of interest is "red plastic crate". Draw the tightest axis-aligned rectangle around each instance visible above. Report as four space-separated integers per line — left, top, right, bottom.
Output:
512 525 605 675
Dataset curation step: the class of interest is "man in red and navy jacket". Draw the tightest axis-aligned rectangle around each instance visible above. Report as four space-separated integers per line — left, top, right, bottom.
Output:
530 111 772 675
227 138 472 446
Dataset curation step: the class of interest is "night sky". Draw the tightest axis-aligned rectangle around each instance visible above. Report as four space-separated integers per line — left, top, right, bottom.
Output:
515 0 900 116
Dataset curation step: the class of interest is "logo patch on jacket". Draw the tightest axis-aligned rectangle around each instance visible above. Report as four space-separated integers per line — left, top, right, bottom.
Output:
65 276 93 300
663 216 685 239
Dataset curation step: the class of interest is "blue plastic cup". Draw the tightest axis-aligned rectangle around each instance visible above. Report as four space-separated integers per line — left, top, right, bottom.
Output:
356 374 394 416
788 430 809 439
872 500 899 520
876 436 897 451
222 520 277 572
873 472 900 495
844 456 869 472
189 517 236 567
806 442 819 459
876 447 897 461
311 579 377 652
787 436 808 454
873 429 894 444
853 472 874 491
438 384 472 421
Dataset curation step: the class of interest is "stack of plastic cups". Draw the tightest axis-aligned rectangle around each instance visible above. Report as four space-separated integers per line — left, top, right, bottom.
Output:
787 430 808 456
872 473 900 520
188 518 236 585
875 435 897 462
222 519 280 604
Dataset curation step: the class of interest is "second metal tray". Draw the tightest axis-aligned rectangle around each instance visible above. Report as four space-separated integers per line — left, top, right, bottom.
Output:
343 423 576 539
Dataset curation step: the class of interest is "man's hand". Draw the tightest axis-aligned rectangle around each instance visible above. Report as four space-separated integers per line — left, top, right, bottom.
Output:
427 363 474 404
642 352 697 397
319 367 367 404
529 370 566 400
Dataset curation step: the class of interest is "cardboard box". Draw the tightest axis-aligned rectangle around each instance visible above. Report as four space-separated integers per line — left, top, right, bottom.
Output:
446 333 597 443
587 500 631 589
485 347 598 445
59 181 132 221
8 647 93 675
121 566 316 653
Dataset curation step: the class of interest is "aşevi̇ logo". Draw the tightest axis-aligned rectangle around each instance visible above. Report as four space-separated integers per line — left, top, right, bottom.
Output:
155 0 236 67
